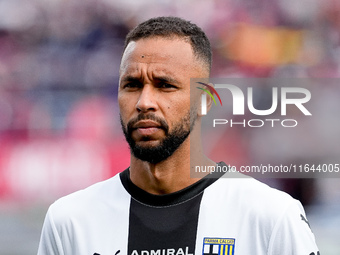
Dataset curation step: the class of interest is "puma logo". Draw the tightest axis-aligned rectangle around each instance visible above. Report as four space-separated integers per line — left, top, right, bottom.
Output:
300 214 311 230
93 250 120 255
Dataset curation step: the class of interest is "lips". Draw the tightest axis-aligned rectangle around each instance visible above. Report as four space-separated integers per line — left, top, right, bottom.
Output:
132 120 163 136
133 120 162 129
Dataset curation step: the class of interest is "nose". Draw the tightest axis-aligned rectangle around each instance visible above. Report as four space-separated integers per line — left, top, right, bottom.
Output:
136 85 158 113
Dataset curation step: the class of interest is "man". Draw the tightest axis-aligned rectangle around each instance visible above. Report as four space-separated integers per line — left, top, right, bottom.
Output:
38 17 319 255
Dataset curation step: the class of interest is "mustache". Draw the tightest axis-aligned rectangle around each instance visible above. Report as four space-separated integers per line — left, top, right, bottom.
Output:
126 113 169 134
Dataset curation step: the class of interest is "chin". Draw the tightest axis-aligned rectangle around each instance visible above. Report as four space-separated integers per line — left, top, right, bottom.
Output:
136 140 161 148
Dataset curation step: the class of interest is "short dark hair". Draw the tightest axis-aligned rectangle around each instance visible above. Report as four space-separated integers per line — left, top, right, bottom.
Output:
124 16 212 73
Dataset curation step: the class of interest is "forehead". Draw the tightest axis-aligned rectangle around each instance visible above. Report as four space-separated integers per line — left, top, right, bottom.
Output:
120 37 202 77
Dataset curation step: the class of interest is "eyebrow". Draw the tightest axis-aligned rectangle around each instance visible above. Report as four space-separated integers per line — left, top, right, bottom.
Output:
120 75 140 84
120 75 179 85
154 76 179 85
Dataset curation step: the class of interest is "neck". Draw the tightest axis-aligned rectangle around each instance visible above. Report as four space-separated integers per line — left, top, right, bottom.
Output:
129 128 215 195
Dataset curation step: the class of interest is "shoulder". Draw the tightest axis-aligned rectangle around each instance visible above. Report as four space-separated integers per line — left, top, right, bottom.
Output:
47 173 127 225
209 172 294 201
205 173 299 220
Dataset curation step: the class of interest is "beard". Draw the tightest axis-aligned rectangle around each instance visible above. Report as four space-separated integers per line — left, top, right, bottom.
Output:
120 110 197 164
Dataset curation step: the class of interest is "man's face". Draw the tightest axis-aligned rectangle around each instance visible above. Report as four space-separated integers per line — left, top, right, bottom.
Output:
118 37 206 164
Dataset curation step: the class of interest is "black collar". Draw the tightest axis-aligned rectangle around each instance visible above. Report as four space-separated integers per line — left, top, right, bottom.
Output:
119 162 227 207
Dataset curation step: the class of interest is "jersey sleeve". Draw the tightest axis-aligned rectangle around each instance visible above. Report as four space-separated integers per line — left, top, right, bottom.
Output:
267 200 320 255
37 206 65 255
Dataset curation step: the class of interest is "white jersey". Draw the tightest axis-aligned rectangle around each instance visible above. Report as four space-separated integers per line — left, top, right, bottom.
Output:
37 162 319 255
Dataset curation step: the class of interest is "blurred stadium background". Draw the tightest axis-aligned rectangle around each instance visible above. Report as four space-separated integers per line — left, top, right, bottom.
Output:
0 0 339 254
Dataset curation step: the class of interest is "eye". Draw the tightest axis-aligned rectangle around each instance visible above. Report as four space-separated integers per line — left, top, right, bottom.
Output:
159 82 177 91
123 82 142 90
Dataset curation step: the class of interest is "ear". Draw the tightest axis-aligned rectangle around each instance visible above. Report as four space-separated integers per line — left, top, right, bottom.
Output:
206 82 214 112
197 82 214 117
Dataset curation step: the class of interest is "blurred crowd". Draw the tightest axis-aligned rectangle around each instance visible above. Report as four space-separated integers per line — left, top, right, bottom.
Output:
0 0 339 254
0 0 339 203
